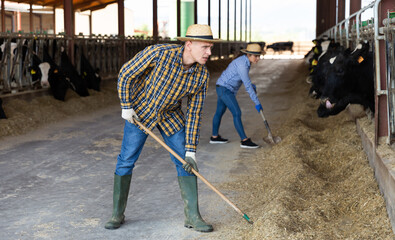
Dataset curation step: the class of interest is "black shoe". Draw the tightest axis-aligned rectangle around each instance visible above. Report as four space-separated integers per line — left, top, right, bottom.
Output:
209 135 228 144
240 138 259 148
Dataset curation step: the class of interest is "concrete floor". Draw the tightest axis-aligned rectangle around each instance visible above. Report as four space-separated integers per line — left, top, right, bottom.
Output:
0 59 303 240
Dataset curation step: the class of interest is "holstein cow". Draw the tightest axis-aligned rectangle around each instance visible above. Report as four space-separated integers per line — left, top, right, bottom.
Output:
0 98 6 119
60 48 90 97
41 48 70 101
80 52 101 91
266 41 294 54
28 53 50 88
305 38 337 74
316 42 374 118
308 41 344 98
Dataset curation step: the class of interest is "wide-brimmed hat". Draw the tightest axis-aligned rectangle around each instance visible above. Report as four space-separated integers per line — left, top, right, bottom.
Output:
240 43 265 55
177 24 221 42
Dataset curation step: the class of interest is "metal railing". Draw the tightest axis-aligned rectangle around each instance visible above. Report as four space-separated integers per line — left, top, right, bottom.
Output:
0 33 246 96
319 1 395 144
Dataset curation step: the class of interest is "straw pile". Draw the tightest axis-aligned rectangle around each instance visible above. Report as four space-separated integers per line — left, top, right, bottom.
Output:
209 71 394 239
0 81 119 139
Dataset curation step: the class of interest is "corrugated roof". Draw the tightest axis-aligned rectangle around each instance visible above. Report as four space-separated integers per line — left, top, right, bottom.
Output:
6 0 118 12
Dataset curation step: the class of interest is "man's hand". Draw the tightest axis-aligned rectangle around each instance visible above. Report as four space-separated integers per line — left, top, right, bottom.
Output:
183 151 198 174
121 108 140 124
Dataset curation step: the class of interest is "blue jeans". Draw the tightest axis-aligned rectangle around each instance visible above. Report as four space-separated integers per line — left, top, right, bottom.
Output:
115 120 193 177
212 86 247 140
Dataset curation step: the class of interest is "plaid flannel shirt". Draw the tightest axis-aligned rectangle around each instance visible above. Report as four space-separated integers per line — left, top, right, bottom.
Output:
118 44 209 152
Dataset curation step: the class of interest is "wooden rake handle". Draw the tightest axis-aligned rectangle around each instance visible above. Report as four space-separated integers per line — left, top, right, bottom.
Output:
133 118 253 224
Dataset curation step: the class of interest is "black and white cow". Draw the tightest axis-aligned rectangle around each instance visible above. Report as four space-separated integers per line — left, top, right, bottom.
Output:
80 52 101 91
60 49 90 97
28 53 50 88
266 41 294 54
308 41 344 98
314 42 374 118
40 48 70 101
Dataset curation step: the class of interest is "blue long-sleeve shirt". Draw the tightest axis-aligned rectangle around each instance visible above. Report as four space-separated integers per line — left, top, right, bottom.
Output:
216 55 261 106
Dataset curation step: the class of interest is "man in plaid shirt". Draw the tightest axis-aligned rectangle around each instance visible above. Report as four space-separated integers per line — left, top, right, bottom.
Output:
105 24 219 232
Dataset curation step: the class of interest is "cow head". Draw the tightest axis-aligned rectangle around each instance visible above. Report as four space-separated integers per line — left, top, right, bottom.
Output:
28 65 42 83
38 62 51 88
317 51 349 117
316 42 374 118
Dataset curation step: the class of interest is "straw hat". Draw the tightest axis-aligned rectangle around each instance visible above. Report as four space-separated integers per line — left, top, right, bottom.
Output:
240 43 265 55
177 24 221 42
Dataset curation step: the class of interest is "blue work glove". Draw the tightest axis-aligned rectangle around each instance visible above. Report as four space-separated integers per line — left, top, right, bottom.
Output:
183 151 198 174
251 83 257 93
255 104 263 113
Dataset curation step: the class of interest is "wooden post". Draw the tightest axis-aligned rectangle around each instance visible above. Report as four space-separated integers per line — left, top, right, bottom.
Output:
234 0 236 40
2 0 5 32
227 0 229 41
218 0 221 39
194 0 197 24
244 0 247 42
208 0 210 26
239 0 242 41
337 0 345 23
30 4 33 33
89 11 92 36
153 0 158 40
249 0 251 42
63 0 74 64
177 0 180 37
118 0 125 64
53 6 56 34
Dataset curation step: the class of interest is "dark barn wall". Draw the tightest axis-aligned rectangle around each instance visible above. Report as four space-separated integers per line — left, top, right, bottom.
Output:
316 0 337 37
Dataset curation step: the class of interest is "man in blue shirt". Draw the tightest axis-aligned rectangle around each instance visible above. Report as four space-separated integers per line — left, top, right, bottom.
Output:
210 43 264 148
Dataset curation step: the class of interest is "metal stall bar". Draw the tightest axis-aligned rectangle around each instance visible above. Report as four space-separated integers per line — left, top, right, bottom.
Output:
374 0 387 96
318 0 394 145
320 2 375 44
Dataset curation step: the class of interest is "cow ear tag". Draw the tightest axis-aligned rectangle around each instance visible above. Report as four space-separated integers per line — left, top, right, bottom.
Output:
314 47 319 54
358 56 364 63
30 69 36 75
312 59 318 66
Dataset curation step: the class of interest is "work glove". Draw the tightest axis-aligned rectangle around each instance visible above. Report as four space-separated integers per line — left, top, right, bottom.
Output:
251 83 257 93
183 151 198 174
121 108 140 124
255 104 263 113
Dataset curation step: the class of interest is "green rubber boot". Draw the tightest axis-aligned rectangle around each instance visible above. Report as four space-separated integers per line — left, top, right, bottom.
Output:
178 176 213 232
105 174 132 230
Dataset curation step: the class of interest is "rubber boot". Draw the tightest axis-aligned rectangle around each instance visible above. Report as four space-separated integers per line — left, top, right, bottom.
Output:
105 174 132 229
178 176 213 232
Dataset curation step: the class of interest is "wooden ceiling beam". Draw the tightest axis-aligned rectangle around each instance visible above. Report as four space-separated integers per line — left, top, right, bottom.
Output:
6 0 116 11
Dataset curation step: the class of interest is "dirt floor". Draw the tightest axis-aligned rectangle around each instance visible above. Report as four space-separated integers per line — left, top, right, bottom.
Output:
0 58 394 239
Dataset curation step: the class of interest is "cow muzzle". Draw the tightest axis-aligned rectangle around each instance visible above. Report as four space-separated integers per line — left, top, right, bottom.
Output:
321 98 335 109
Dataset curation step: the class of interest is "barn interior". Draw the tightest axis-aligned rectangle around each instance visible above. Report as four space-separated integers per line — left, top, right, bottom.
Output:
0 0 395 239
